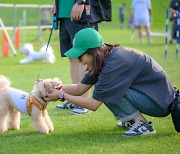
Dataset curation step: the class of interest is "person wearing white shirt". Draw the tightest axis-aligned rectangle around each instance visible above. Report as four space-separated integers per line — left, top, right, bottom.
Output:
132 0 152 44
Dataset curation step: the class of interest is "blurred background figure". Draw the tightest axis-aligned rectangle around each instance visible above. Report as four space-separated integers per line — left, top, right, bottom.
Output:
132 0 152 44
128 11 135 40
169 0 180 44
119 3 126 28
41 8 51 26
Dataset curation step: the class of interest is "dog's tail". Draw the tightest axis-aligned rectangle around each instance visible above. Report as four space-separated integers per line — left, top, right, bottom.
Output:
0 75 11 90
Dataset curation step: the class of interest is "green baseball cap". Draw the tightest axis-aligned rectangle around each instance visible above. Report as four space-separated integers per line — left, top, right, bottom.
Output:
64 28 104 59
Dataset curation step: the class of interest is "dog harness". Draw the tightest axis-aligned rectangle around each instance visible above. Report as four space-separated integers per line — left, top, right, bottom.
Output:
26 93 47 116
10 88 47 116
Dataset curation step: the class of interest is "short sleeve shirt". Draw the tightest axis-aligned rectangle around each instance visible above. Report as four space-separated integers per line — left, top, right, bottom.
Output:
81 47 175 109
57 0 74 18
132 0 151 18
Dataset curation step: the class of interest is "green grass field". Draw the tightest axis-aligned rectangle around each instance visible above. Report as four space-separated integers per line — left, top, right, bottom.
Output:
0 0 180 154
0 26 180 154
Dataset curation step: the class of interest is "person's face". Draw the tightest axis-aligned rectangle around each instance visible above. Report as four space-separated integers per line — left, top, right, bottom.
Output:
80 53 93 71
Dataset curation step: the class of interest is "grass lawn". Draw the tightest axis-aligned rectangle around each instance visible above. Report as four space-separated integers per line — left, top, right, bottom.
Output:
0 25 180 153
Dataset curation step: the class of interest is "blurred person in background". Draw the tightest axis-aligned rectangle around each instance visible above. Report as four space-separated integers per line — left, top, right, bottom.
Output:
119 3 126 28
131 0 152 44
169 0 180 44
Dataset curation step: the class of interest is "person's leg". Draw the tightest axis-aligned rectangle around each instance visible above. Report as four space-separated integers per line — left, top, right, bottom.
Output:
55 19 76 109
144 26 152 44
142 15 152 44
123 89 170 136
57 20 98 113
69 59 91 114
134 16 143 44
67 21 98 114
120 15 124 28
105 88 170 136
124 89 170 117
170 19 177 44
138 26 143 44
69 58 89 99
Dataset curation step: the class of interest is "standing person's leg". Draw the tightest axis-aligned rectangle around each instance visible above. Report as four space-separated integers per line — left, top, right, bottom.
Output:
143 15 152 44
144 25 152 44
138 25 143 44
170 19 177 44
68 22 98 115
69 58 89 98
57 19 98 114
55 18 76 109
134 16 143 44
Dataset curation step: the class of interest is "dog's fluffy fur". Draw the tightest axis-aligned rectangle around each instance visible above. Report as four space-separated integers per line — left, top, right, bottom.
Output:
20 43 55 64
0 75 61 134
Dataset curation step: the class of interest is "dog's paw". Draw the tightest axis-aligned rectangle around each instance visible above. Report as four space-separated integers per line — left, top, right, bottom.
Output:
0 128 8 133
19 59 32 64
48 125 54 132
39 129 50 134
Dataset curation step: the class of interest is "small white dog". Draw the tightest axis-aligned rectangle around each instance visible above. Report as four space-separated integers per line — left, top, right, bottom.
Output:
20 43 55 64
0 75 61 134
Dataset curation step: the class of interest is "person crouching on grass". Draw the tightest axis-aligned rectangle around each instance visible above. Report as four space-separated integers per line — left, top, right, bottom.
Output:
45 28 176 136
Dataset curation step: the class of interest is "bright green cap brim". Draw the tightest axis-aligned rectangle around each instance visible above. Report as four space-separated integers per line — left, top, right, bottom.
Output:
64 28 104 59
65 47 87 59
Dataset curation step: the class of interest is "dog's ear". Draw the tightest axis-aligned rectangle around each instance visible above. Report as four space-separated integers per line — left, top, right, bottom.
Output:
34 81 46 98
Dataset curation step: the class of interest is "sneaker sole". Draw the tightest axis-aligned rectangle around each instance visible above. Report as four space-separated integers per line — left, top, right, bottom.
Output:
71 110 91 115
122 130 156 137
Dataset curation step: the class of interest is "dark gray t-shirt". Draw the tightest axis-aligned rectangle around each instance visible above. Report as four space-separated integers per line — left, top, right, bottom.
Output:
81 47 175 108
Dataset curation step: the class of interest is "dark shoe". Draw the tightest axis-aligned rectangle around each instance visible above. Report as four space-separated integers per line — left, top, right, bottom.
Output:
55 102 75 109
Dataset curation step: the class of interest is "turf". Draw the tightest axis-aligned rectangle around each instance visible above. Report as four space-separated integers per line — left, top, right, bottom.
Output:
0 26 180 154
0 0 180 153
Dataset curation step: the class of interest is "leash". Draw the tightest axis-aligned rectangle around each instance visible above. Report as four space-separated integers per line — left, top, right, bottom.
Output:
36 26 53 81
36 14 58 81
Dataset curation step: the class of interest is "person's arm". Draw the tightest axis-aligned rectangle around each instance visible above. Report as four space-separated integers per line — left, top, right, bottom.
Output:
45 83 103 111
62 83 103 110
71 0 86 21
63 93 103 111
50 0 56 15
61 83 90 95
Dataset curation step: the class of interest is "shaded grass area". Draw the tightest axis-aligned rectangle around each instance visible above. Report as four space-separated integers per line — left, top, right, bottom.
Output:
0 25 180 153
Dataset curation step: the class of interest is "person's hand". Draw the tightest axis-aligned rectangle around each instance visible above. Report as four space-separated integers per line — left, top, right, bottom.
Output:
45 88 62 102
71 3 84 21
50 3 56 16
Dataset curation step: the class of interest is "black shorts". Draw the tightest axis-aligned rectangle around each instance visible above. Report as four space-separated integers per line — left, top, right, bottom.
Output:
59 18 98 57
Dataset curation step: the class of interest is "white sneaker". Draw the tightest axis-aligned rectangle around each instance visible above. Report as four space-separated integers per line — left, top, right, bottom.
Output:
71 106 91 115
123 120 156 136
